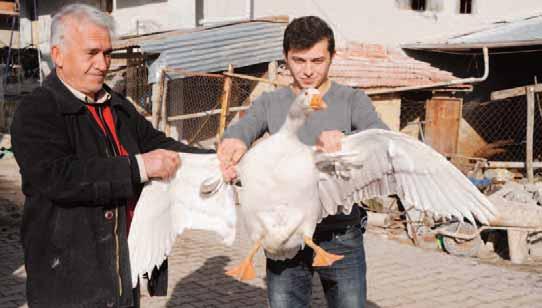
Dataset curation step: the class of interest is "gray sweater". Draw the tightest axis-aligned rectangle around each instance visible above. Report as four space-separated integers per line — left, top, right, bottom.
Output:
224 81 388 230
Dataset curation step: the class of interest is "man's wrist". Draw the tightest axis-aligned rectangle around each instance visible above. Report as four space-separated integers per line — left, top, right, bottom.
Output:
135 154 149 183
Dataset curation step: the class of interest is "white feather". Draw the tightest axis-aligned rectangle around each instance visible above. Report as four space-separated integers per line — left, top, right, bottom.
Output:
316 129 498 225
128 153 236 287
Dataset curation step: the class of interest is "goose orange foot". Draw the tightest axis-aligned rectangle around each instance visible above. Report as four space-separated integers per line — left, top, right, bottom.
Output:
303 236 344 267
225 241 261 281
225 260 256 281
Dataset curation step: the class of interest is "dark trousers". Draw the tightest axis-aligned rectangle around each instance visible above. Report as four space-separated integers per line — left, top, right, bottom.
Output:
266 224 367 308
124 285 140 308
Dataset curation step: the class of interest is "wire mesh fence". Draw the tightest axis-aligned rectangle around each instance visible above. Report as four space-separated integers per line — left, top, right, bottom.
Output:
163 70 265 146
399 98 427 141
136 65 540 172
397 94 542 166
166 74 224 144
125 53 152 112
462 95 542 163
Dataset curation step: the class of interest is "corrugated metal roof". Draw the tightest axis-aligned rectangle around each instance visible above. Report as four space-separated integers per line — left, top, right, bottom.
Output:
141 21 286 83
278 43 456 89
403 14 542 50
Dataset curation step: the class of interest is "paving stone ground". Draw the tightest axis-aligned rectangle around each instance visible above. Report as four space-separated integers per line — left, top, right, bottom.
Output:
1 156 542 308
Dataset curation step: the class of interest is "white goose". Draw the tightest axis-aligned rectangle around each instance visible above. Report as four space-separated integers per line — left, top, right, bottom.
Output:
128 88 498 285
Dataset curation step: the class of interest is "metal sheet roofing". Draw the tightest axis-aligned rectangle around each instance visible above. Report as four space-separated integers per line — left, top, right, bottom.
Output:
278 43 456 90
403 14 542 50
138 21 287 83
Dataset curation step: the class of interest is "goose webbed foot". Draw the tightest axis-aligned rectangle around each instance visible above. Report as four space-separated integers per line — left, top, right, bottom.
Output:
225 241 261 281
303 236 344 267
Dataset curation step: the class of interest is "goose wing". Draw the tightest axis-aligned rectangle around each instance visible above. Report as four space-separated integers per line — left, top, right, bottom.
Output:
128 153 236 287
316 129 497 224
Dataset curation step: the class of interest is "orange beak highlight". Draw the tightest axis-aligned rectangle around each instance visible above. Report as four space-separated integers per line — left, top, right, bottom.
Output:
310 95 327 110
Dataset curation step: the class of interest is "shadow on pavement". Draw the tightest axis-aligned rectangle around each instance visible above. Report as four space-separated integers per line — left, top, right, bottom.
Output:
367 300 381 308
166 255 381 307
0 225 27 307
166 255 267 307
0 157 27 307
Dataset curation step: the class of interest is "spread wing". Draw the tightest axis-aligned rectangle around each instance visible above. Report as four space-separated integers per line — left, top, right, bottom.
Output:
128 153 236 287
315 129 497 224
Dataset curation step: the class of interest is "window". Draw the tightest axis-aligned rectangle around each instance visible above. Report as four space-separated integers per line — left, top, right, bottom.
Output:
411 0 426 11
99 0 113 13
460 0 472 14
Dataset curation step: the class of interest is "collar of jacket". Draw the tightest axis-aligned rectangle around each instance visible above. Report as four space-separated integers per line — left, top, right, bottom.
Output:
44 70 130 117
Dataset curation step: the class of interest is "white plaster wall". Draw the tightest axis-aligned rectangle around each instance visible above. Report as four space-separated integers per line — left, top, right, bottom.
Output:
18 0 542 74
19 0 102 50
20 0 542 50
201 0 249 24
246 0 542 46
474 0 542 17
20 0 197 51
112 0 196 36
19 0 197 75
19 0 100 75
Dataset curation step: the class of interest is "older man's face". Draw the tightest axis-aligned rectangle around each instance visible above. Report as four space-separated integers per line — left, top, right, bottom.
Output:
52 19 112 99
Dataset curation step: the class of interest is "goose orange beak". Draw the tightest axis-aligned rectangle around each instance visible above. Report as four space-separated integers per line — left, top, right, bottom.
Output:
310 94 327 110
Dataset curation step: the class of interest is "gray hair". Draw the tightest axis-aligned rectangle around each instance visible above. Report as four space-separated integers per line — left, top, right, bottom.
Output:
50 4 116 49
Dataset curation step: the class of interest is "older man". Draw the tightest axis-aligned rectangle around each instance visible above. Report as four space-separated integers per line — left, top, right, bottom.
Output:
11 4 209 307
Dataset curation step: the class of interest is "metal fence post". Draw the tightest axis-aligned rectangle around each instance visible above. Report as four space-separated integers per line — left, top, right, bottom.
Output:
526 86 535 183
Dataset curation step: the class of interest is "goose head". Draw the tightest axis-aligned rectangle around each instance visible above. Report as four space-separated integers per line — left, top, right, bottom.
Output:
284 88 327 133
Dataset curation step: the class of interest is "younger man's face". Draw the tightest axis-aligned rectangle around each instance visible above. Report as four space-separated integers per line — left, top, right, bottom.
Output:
285 39 333 90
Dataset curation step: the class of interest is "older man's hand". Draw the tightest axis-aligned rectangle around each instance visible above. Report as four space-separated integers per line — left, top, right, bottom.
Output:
217 138 247 182
141 149 181 180
316 130 345 153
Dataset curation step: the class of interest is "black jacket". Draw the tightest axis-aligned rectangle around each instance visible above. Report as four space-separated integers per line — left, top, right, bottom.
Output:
11 72 210 307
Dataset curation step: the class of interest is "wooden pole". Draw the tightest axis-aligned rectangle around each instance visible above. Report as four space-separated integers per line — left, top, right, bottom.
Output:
491 83 542 100
160 76 170 135
222 71 286 87
168 105 250 122
126 47 134 99
487 161 542 169
126 96 150 116
508 230 529 264
0 98 4 132
151 70 165 129
268 61 278 90
526 86 535 183
218 64 233 139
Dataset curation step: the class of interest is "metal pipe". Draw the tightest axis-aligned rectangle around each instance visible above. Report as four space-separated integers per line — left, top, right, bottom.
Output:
33 0 42 85
3 15 17 88
246 0 254 20
366 47 490 95
436 225 542 240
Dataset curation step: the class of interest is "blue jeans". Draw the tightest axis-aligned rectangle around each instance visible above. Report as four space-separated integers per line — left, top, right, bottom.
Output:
266 224 367 308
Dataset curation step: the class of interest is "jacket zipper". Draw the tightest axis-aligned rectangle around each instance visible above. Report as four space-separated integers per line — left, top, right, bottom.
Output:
95 105 123 297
